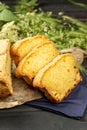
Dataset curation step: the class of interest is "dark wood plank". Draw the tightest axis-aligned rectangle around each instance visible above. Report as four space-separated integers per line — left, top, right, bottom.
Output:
1 0 87 21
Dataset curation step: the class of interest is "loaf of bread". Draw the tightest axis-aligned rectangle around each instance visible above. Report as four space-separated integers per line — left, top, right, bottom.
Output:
11 35 49 66
33 53 82 103
0 39 13 98
16 41 59 85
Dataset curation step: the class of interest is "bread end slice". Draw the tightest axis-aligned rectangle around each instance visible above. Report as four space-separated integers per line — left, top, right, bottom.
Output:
0 39 13 98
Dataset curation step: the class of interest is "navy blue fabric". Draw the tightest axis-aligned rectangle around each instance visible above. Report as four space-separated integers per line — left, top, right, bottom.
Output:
26 73 87 118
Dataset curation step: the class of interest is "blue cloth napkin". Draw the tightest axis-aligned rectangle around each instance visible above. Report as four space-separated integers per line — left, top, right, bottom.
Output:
26 73 87 119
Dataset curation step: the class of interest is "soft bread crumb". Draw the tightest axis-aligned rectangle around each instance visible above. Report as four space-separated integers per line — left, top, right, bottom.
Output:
33 54 82 103
16 41 59 85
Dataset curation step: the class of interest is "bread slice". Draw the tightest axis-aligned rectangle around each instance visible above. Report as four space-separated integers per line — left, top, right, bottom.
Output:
33 53 82 103
16 41 59 85
0 39 13 98
11 35 49 66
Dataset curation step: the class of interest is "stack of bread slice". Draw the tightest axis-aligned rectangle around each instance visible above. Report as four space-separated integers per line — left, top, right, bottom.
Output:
0 39 13 98
11 35 82 103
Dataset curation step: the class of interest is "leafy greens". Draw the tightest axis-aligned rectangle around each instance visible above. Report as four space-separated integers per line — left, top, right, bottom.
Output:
0 0 87 52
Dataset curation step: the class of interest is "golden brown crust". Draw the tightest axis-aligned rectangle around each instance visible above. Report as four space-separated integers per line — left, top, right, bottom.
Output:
10 37 32 66
0 82 13 98
23 76 33 86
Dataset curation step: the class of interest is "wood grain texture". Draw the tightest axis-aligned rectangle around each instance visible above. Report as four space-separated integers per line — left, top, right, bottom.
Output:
1 0 87 22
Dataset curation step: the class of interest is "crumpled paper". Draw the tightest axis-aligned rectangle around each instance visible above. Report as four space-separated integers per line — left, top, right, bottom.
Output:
0 75 42 109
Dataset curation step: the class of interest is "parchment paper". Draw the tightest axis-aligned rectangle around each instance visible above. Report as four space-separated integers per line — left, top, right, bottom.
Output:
0 48 86 109
0 75 42 109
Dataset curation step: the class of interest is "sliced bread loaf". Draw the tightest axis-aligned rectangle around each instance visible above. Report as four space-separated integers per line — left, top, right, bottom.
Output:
33 53 82 103
11 35 49 66
16 41 59 85
0 39 13 98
